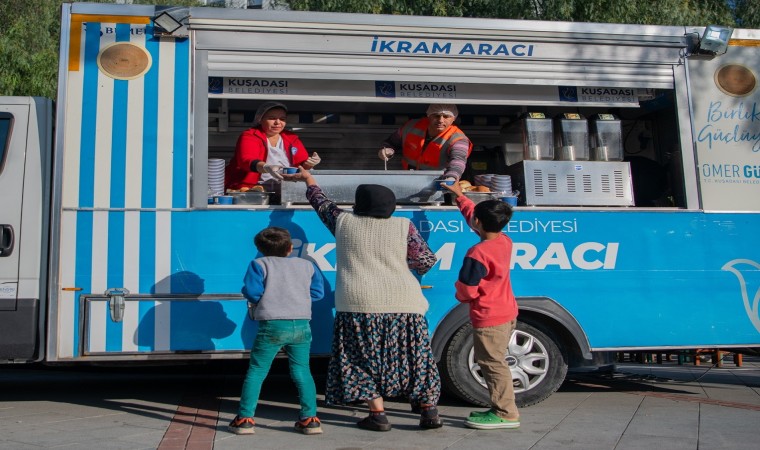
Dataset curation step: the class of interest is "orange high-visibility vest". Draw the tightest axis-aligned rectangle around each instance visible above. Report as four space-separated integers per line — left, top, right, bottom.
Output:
400 118 472 170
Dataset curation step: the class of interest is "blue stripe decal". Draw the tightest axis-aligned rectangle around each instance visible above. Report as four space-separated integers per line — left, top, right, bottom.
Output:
105 211 125 352
172 39 190 208
78 24 102 208
74 211 93 355
109 24 130 209
142 28 159 208
138 212 156 351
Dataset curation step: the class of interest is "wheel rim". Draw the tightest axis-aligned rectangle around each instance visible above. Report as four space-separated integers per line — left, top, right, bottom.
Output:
467 328 550 394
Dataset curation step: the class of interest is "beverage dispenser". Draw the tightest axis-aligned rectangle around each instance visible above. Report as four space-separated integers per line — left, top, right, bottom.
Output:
554 113 589 161
506 111 634 206
500 112 554 166
589 113 624 161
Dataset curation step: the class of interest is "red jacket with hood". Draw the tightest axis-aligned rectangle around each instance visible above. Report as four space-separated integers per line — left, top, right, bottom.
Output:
225 127 308 189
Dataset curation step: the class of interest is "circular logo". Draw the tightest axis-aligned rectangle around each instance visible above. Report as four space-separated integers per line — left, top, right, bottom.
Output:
714 64 757 97
97 42 152 80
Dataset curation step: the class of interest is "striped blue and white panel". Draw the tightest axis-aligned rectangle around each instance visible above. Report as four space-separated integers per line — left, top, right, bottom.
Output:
57 17 190 359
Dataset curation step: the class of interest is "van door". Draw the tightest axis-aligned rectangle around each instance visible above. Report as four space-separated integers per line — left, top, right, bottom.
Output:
0 101 37 362
0 106 26 308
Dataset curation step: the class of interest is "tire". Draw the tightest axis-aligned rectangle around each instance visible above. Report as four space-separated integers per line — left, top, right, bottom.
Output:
439 320 568 407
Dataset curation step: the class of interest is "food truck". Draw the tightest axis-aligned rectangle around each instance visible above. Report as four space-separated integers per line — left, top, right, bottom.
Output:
1 2 759 407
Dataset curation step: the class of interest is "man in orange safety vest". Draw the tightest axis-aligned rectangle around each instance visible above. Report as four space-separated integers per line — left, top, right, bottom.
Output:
378 104 473 181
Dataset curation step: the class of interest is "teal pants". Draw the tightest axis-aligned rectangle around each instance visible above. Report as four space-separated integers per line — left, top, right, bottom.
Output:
238 319 317 418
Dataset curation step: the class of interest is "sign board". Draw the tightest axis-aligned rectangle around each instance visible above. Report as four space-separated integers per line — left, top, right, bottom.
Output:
209 77 641 107
689 42 760 212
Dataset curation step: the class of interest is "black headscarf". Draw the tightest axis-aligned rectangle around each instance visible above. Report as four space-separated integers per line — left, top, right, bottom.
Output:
353 184 396 218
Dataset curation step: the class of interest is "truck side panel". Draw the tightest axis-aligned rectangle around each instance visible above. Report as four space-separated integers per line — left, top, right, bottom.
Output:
66 207 760 356
52 14 190 360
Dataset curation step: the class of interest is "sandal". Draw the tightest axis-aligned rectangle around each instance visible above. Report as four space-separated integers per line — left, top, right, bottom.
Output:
465 411 520 429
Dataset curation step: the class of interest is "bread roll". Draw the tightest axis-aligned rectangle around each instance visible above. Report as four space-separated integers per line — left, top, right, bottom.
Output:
459 180 472 189
474 185 491 192
251 185 265 192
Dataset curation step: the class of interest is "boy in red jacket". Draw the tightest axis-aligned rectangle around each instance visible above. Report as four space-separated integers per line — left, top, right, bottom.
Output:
442 181 520 430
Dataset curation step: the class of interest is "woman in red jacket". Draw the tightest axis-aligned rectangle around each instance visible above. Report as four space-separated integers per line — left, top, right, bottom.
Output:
225 101 321 190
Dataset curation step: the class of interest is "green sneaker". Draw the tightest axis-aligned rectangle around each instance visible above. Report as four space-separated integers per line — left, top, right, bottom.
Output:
465 411 520 429
468 409 493 418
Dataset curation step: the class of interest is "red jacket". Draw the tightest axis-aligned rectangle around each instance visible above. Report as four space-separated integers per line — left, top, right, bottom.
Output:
225 128 309 189
454 196 518 328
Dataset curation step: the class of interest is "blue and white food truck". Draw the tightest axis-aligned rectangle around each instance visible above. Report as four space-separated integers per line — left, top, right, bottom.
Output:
1 2 759 407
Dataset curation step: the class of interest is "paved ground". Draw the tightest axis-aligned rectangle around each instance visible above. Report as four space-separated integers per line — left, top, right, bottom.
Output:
1 356 759 449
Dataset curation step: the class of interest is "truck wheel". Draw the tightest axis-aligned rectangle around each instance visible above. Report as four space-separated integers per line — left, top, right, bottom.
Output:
440 320 568 407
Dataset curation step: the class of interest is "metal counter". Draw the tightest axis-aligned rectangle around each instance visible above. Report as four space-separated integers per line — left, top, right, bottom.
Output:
280 170 447 205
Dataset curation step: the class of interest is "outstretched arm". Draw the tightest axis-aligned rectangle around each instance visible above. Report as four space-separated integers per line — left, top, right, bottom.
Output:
284 167 345 235
442 138 470 180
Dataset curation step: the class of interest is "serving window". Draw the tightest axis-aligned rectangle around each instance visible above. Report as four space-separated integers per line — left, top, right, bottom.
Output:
205 89 685 209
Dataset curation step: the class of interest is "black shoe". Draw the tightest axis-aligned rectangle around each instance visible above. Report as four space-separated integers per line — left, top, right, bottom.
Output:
410 403 421 414
357 414 392 432
228 415 255 435
294 416 323 435
419 406 443 429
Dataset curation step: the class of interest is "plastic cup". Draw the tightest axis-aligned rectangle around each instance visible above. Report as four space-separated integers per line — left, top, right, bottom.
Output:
501 196 518 207
436 179 456 190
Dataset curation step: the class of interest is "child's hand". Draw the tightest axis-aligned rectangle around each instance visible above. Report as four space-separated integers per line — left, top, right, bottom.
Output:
441 180 464 197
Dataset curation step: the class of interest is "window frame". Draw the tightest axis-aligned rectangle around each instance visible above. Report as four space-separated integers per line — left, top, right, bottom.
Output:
0 112 15 176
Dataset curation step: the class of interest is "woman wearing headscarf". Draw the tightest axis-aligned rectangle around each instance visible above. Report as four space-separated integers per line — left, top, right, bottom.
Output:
225 101 321 191
285 168 443 431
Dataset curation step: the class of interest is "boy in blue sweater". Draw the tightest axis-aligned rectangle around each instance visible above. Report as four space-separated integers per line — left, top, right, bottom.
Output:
229 227 326 436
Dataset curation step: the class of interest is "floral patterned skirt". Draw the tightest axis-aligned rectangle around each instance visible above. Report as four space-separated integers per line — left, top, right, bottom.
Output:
324 312 441 406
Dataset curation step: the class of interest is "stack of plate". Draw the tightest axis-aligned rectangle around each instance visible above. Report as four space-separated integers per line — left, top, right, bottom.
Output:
208 158 226 196
473 173 494 187
490 175 513 195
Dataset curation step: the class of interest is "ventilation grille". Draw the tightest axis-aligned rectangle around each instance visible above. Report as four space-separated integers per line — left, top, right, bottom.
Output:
511 161 634 206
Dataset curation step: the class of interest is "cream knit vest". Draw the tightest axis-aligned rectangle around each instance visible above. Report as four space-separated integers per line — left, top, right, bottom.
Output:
334 214 429 314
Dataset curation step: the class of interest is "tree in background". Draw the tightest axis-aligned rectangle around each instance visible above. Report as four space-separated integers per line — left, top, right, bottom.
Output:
281 0 755 27
543 0 734 26
0 0 205 98
0 1 60 98
733 0 760 28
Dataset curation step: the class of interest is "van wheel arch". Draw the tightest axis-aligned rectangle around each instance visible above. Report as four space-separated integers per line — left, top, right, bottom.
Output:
431 297 590 407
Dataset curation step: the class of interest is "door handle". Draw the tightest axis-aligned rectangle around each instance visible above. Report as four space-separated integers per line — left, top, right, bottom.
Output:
0 225 14 257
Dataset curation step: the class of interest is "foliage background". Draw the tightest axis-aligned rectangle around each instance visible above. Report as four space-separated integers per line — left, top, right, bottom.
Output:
0 0 204 98
281 0 759 27
1 0 758 98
